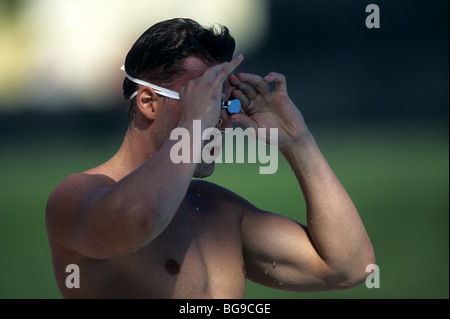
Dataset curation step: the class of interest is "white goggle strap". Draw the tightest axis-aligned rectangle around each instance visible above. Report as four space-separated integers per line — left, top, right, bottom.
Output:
121 65 180 101
121 66 241 114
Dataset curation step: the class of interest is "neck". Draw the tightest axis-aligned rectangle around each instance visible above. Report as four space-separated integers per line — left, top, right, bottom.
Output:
107 125 159 181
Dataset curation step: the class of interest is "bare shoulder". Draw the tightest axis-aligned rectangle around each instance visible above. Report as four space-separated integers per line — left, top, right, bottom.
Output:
189 179 255 209
47 173 115 211
45 173 115 245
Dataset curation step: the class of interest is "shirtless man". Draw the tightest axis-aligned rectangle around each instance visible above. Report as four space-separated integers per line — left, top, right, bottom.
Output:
46 18 375 298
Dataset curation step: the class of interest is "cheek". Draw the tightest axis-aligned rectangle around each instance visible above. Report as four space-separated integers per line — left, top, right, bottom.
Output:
166 101 182 129
172 102 182 121
154 102 180 144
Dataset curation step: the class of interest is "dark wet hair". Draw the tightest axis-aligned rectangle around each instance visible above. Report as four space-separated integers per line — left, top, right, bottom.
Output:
123 18 236 122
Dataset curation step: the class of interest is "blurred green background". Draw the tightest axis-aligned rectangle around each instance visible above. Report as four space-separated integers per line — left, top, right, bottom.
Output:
1 0 448 299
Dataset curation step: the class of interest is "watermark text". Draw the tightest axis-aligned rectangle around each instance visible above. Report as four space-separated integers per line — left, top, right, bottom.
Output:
170 120 279 174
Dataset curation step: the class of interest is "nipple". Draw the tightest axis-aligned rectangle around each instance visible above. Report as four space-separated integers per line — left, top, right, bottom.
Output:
164 258 180 275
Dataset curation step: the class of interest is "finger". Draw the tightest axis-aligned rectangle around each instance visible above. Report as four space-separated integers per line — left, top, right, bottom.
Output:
264 72 287 92
212 54 244 87
231 89 250 111
201 62 229 80
230 73 259 99
236 81 258 99
237 73 271 94
228 73 241 88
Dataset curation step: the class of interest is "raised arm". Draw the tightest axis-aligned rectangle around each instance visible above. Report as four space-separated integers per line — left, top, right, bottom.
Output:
46 136 199 259
231 72 375 291
46 55 244 259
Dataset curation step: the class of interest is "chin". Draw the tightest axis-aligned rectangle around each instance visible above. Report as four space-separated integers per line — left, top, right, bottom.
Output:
193 162 215 179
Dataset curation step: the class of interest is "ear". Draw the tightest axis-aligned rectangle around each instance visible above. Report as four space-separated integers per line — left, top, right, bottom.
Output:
136 87 161 121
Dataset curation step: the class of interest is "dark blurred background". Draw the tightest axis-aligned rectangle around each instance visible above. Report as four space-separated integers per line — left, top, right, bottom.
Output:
0 0 448 299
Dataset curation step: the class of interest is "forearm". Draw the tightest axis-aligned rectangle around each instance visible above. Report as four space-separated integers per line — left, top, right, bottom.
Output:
104 121 199 242
281 132 375 275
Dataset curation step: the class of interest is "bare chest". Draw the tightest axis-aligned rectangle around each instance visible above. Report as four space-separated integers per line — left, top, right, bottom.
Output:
98 203 246 298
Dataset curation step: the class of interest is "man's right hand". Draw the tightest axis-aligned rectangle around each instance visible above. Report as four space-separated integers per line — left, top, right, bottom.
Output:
178 54 244 129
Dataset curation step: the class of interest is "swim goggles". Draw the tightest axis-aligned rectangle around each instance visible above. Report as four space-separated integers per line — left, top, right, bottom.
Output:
121 66 241 115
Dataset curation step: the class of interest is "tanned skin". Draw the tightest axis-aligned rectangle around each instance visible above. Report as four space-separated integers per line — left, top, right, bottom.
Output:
46 54 375 298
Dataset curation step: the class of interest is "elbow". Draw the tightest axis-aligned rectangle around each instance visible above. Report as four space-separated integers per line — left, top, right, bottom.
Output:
343 241 377 289
124 200 158 240
337 268 372 290
122 199 171 245
327 252 377 291
347 264 378 291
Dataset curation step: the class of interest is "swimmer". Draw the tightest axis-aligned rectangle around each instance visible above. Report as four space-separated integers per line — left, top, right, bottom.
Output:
46 18 375 298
